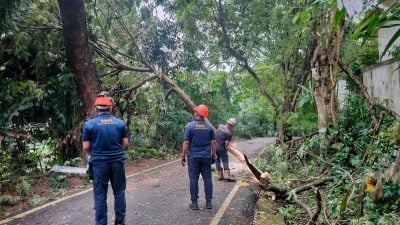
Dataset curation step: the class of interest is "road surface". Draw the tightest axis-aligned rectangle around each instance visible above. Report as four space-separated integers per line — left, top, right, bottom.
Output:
1 137 275 225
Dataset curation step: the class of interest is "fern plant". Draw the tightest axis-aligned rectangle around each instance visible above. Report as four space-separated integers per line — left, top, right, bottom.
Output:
16 176 31 196
0 195 20 211
50 174 67 190
29 194 47 206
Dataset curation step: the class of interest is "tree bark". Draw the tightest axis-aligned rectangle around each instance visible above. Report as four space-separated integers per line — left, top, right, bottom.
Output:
311 8 344 129
59 0 100 117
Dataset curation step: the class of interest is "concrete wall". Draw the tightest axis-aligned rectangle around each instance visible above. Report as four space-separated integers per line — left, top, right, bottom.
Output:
363 59 400 115
336 79 347 110
378 21 400 61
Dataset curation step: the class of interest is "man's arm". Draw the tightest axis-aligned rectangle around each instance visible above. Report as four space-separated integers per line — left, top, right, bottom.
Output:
122 137 129 150
224 139 231 149
181 140 189 167
82 141 91 156
224 130 233 151
211 139 217 157
182 140 189 156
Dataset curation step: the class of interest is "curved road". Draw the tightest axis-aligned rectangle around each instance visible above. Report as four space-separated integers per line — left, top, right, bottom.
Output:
1 137 275 225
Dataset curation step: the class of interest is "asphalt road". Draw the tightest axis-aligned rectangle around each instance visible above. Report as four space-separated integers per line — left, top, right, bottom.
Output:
1 137 275 225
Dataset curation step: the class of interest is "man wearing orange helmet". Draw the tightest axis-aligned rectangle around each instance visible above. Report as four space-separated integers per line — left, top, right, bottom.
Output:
82 93 129 225
181 104 217 210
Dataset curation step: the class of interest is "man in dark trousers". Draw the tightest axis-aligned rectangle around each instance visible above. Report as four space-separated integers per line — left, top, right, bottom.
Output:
215 118 236 182
82 94 129 225
181 104 217 210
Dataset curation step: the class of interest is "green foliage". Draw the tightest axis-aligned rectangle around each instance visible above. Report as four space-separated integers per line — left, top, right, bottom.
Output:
256 86 400 223
171 0 316 140
339 183 354 215
350 214 400 225
278 205 302 225
64 157 82 167
29 194 47 206
0 0 82 185
235 99 275 138
0 0 20 30
319 104 398 223
297 135 321 158
16 176 32 196
27 138 57 173
50 174 67 190
287 83 318 136
0 195 20 211
353 1 400 59
256 145 290 180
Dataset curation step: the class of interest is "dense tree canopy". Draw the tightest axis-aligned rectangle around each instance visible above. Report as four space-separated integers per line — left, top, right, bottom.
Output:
1 0 400 223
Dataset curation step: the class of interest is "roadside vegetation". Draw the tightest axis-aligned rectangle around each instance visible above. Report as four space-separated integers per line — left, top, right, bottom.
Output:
1 0 400 224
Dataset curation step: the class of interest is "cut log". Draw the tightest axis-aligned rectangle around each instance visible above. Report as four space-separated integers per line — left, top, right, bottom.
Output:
244 154 263 181
227 144 246 162
259 177 334 200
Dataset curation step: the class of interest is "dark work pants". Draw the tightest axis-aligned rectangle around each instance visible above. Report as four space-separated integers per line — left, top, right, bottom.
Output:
188 157 213 201
216 149 229 171
93 161 126 225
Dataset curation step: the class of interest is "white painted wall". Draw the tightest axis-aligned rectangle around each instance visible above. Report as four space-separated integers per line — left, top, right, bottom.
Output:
359 0 400 116
363 60 400 115
336 80 347 110
378 21 400 61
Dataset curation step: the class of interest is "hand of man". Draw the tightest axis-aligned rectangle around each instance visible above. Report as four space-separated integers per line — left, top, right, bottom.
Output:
181 155 186 167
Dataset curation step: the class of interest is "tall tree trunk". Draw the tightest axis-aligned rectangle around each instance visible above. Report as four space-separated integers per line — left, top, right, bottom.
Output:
59 0 100 117
311 8 344 129
57 0 100 160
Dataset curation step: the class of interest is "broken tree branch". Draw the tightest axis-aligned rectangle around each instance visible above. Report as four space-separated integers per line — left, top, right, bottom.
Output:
285 177 334 199
244 154 263 181
386 147 400 181
117 75 159 94
338 61 379 129
113 63 153 73
259 176 333 200
293 193 313 218
310 187 322 225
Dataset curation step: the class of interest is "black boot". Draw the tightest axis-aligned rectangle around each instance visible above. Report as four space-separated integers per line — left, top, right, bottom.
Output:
189 200 199 210
206 200 212 209
115 219 125 225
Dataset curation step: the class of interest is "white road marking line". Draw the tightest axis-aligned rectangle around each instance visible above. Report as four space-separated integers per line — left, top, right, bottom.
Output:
210 183 241 225
0 159 180 225
126 159 180 179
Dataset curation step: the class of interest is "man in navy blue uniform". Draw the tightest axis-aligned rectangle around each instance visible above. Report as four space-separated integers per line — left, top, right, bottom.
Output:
181 104 217 210
82 94 129 225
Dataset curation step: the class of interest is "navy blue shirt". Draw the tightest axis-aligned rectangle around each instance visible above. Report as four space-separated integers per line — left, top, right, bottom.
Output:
184 119 215 158
82 113 128 165
215 124 232 151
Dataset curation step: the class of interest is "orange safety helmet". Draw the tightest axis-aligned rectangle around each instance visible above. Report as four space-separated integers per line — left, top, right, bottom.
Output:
94 96 113 108
195 104 209 117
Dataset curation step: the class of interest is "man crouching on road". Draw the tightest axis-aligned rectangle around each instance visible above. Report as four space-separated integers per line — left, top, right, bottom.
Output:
82 93 129 225
181 104 217 210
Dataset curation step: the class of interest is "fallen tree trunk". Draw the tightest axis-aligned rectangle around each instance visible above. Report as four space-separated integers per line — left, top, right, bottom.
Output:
159 71 250 164
244 153 332 224
245 154 334 199
95 11 260 176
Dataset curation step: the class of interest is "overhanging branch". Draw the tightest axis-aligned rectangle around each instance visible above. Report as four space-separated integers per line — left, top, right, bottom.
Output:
117 75 159 93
